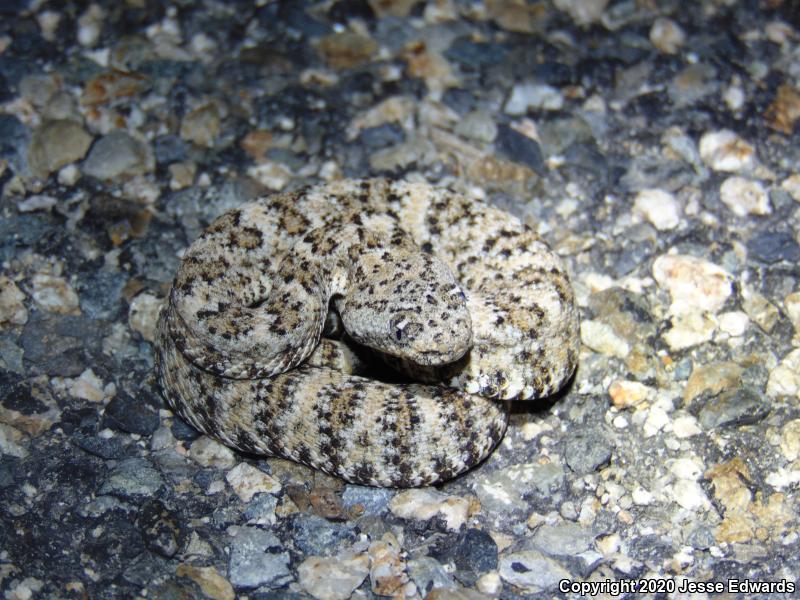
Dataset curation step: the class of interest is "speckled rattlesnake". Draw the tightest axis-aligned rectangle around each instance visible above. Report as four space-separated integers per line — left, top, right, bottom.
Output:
155 179 579 487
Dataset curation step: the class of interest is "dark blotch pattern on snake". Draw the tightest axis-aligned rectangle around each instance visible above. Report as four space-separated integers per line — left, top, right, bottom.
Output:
155 179 579 487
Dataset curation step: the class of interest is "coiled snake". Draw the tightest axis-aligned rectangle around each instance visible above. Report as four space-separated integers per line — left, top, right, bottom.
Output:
155 179 579 487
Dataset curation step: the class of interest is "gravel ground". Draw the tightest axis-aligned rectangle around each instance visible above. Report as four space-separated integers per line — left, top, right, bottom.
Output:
1 1 800 598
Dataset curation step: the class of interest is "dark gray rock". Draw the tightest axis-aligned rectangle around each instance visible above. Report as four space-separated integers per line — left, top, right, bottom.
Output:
430 529 498 575
530 522 594 557
494 124 544 174
153 134 189 165
20 314 95 377
227 525 291 590
137 499 180 558
407 557 456 597
498 550 572 593
697 387 770 429
359 123 405 148
82 130 154 180
341 485 393 517
429 528 498 587
103 391 160 435
171 417 201 441
445 37 509 68
0 114 30 176
286 513 356 556
99 457 165 500
77 271 128 321
748 230 800 264
243 493 278 525
73 434 128 460
121 551 172 587
0 335 24 374
565 430 613 475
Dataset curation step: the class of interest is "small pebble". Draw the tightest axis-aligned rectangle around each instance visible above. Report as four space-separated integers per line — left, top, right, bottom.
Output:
741 288 780 333
246 162 292 191
608 380 651 409
767 349 800 398
28 120 93 179
643 406 670 437
719 176 771 216
698 129 756 173
77 4 105 47
683 361 742 406
747 229 800 264
717 311 749 337
723 78 746 112
368 533 408 597
669 479 710 511
784 292 800 336
17 194 58 212
455 110 498 143
663 311 716 350
315 32 378 69
226 462 281 502
779 420 800 462
672 415 701 438
58 164 81 186
504 82 564 115
475 571 502 595
781 174 800 202
580 320 630 358
697 387 769 429
595 533 620 555
389 489 470 531
103 391 159 435
485 0 548 33
498 550 571 593
565 431 612 475
227 526 291 590
669 457 704 481
765 84 800 135
0 277 28 327
31 274 81 315
243 493 278 526
368 0 422 18
553 0 609 26
0 423 30 458
650 17 686 54
128 292 162 342
298 552 370 600
169 161 196 190
99 457 165 499
188 437 237 468
70 368 106 402
633 188 681 230
652 254 732 314
174 565 234 600
82 130 154 180
632 488 653 506
180 103 222 148
407 556 455 594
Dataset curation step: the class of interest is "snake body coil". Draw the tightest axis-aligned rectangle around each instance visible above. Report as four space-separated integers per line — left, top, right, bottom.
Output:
155 179 579 487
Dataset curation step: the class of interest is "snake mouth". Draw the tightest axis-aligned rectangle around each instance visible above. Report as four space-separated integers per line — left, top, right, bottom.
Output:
409 344 471 367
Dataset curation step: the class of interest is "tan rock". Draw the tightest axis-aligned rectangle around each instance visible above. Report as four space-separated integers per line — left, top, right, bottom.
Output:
608 380 651 409
175 565 234 600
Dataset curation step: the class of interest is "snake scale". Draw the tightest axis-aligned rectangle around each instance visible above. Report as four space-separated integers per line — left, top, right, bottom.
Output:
155 179 579 487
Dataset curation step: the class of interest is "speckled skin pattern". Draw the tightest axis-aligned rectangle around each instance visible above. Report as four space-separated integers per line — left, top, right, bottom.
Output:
155 179 579 487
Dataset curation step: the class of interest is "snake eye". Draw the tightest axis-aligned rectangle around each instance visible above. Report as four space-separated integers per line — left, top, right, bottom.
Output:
390 315 422 343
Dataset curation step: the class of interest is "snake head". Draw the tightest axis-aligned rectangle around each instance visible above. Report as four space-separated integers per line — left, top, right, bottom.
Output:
338 250 472 366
